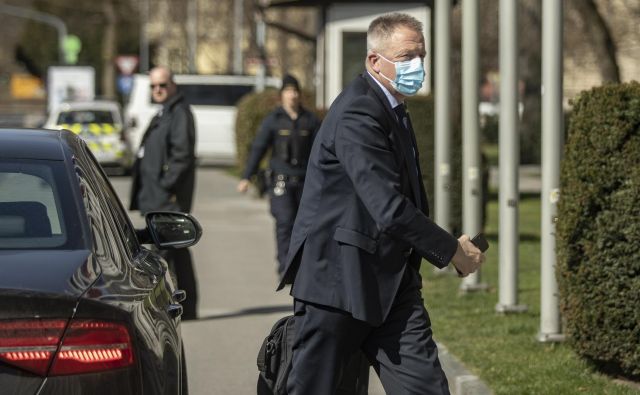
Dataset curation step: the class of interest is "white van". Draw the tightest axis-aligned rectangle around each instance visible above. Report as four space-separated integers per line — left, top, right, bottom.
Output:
124 74 280 165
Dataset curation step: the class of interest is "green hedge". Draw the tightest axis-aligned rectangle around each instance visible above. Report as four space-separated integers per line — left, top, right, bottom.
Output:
556 81 640 380
235 88 281 169
235 89 319 170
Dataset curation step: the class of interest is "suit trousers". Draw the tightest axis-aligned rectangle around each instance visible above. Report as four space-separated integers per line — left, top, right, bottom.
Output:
287 267 450 395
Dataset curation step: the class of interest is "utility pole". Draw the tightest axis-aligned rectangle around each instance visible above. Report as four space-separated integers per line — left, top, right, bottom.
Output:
0 4 68 64
538 0 565 342
255 3 267 92
139 0 149 73
187 0 198 73
460 0 488 292
233 0 244 75
434 0 452 238
496 0 527 314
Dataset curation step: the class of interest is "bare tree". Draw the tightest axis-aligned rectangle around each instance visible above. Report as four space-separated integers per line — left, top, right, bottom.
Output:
570 0 620 82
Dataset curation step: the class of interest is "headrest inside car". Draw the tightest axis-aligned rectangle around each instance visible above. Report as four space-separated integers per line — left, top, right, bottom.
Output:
0 215 26 237
0 201 52 237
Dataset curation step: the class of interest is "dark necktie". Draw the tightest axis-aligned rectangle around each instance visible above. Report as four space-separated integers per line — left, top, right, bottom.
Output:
393 104 423 209
394 104 419 173
394 104 410 131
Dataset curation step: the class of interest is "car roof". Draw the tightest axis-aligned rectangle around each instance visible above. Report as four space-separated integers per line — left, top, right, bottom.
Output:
0 129 74 161
58 100 121 112
133 73 281 87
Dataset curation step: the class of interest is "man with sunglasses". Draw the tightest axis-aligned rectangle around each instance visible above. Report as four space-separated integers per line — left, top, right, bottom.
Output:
130 66 198 320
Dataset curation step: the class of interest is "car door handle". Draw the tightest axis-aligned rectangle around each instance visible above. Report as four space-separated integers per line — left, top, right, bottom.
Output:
167 303 183 319
173 290 187 303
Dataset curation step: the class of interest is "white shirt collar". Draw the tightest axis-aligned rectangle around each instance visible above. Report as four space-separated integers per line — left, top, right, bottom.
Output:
367 71 401 109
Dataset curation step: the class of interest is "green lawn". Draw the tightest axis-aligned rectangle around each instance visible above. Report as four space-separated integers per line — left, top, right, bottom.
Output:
422 196 639 395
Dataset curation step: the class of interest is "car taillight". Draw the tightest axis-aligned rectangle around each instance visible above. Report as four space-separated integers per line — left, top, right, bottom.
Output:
0 319 65 376
0 319 134 376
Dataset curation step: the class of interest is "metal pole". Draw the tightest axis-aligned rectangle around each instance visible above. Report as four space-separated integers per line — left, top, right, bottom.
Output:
0 4 68 64
316 6 326 107
434 0 451 235
496 0 527 313
460 0 488 292
233 0 245 75
187 0 198 73
139 0 149 72
255 6 266 92
538 0 565 342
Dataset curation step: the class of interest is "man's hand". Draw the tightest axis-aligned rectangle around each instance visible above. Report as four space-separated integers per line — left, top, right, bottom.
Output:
451 234 485 277
237 179 250 193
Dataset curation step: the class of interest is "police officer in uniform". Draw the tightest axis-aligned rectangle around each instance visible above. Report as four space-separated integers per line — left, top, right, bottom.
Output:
237 75 321 276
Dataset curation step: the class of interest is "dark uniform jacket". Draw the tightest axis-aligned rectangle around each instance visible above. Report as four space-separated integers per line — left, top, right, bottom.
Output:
130 93 196 214
242 106 321 179
278 73 458 326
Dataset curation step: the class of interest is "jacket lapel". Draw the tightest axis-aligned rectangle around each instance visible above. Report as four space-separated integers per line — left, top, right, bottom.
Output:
363 73 423 209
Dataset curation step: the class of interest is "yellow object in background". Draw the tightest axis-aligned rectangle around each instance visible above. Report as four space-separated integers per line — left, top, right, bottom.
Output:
10 74 45 100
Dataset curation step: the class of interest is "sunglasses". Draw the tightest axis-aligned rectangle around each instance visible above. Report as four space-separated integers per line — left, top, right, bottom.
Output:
150 83 168 89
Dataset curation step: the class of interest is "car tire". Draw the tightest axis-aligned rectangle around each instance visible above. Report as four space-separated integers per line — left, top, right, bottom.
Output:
181 345 189 395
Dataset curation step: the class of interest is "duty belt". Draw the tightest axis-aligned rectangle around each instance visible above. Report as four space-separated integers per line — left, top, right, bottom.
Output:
275 174 304 183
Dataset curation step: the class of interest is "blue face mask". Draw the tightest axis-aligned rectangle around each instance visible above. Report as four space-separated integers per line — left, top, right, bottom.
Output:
377 54 425 96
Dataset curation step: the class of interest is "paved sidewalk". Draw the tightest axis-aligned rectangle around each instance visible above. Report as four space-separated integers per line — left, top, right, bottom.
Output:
112 168 490 394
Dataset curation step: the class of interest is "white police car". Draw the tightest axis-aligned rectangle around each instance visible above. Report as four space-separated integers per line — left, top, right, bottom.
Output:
45 100 133 174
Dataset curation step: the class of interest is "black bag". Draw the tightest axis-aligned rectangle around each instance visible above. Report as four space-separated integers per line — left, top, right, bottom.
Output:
257 315 369 395
257 315 295 394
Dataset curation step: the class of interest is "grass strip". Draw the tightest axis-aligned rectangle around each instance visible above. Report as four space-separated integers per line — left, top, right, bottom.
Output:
422 196 639 395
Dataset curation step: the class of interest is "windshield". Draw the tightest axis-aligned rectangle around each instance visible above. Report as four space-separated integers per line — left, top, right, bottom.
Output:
0 159 84 250
57 110 116 125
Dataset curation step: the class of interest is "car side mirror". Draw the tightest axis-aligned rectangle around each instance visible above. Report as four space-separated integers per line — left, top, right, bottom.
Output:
138 211 202 249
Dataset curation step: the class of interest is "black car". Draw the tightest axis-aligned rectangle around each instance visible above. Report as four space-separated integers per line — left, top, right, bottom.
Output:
0 129 201 394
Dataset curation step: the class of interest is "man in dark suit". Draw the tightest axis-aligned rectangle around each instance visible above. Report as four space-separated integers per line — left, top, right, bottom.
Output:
130 66 198 320
278 13 485 394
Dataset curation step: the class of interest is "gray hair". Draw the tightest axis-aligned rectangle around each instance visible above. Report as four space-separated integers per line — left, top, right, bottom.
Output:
367 13 423 52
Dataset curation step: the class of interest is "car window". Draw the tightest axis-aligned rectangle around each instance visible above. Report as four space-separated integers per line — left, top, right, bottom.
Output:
75 164 111 261
76 150 137 273
57 110 115 125
81 146 140 257
179 84 254 106
0 159 82 249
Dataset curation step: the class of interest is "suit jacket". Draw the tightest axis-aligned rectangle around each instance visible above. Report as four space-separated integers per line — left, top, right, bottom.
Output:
278 73 458 326
130 93 196 214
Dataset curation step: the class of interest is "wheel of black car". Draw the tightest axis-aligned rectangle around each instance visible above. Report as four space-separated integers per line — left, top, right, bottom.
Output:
181 345 189 395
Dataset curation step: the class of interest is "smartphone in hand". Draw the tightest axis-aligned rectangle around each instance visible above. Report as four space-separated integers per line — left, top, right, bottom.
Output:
471 232 489 252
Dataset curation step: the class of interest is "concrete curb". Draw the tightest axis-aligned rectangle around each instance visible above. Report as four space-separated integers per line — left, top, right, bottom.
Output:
438 343 493 395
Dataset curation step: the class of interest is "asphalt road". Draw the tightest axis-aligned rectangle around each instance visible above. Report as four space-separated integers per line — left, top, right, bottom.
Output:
109 167 387 395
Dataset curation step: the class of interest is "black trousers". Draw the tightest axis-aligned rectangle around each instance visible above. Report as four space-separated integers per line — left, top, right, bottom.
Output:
163 248 198 320
287 267 450 395
269 179 304 275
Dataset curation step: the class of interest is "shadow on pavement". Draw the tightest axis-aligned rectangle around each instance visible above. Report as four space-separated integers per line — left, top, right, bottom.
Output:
197 304 292 321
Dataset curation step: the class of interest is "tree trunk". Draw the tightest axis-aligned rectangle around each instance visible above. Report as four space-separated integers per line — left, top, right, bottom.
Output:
102 0 117 98
573 0 620 83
